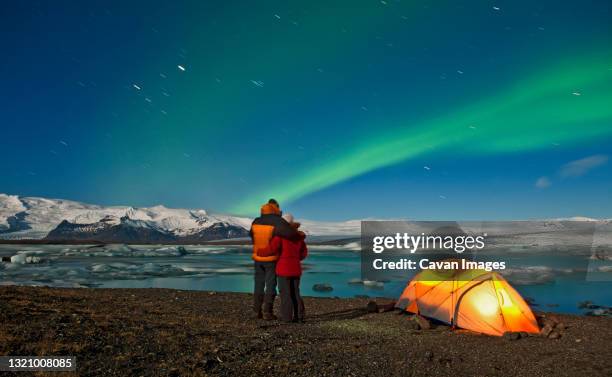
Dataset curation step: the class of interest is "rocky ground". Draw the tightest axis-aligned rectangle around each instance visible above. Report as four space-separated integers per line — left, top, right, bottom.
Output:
0 286 610 376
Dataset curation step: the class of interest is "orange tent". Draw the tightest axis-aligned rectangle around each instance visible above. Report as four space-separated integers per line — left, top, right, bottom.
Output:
396 264 539 336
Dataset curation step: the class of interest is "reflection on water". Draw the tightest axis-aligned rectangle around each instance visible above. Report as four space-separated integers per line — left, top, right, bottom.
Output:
0 244 610 315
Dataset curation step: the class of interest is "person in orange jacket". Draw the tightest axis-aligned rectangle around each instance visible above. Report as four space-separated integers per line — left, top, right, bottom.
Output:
260 213 308 322
249 199 298 320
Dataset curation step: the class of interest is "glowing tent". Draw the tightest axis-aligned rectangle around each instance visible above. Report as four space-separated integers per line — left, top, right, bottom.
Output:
396 265 539 336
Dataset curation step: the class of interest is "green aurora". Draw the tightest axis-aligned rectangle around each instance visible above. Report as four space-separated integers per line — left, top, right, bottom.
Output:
232 52 612 214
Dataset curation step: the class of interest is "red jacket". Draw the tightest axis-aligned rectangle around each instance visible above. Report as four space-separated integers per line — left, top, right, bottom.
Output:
263 232 308 277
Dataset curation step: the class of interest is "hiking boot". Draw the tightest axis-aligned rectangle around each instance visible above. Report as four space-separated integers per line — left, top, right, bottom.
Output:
262 312 277 321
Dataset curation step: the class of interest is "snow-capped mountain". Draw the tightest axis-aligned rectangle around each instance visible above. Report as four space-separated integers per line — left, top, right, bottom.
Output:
0 193 363 242
0 194 253 242
2 193 609 244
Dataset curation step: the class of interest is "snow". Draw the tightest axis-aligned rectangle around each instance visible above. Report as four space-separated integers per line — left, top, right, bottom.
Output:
299 219 361 236
0 194 253 239
0 194 26 229
2 193 611 240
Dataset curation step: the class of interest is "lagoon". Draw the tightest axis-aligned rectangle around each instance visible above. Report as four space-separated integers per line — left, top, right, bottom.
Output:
0 244 610 315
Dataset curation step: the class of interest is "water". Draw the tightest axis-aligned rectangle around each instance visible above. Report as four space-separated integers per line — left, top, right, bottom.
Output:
0 244 610 315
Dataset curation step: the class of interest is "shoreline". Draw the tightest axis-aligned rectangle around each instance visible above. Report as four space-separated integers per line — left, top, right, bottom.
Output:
1 286 611 376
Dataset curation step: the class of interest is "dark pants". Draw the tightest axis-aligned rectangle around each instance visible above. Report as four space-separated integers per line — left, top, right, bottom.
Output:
253 261 277 314
278 276 305 322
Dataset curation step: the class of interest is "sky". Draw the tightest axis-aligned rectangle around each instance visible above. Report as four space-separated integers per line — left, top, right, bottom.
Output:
1 1 611 220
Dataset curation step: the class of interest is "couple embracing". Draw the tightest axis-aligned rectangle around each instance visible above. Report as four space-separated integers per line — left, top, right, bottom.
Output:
249 199 308 322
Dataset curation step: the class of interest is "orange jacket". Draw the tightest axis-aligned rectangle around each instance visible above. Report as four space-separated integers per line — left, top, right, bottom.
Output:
250 203 298 262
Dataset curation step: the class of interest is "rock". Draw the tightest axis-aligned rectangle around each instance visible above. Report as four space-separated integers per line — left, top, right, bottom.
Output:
548 331 561 339
503 331 521 341
312 283 333 292
424 351 434 361
366 301 378 313
519 332 529 338
413 315 431 330
405 319 420 330
547 315 560 324
1 256 10 262
377 302 396 313
540 324 554 337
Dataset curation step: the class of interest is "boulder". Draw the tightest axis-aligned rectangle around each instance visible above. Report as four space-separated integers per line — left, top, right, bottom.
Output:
312 283 333 292
548 331 561 339
503 331 521 341
377 302 396 313
366 301 378 313
540 324 554 337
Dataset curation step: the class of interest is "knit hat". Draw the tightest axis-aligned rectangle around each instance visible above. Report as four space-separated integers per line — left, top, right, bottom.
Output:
282 213 294 223
282 213 300 228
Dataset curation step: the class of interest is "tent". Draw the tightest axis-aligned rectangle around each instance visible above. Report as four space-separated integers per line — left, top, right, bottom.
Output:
396 264 539 336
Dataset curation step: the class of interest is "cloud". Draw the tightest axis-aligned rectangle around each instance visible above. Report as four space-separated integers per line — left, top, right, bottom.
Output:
560 155 608 178
535 176 551 189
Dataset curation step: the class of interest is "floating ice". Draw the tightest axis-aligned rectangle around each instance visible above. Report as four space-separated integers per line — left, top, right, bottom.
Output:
363 280 385 289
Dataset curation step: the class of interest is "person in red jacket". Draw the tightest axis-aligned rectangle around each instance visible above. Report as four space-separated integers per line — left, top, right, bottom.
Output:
262 213 308 322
